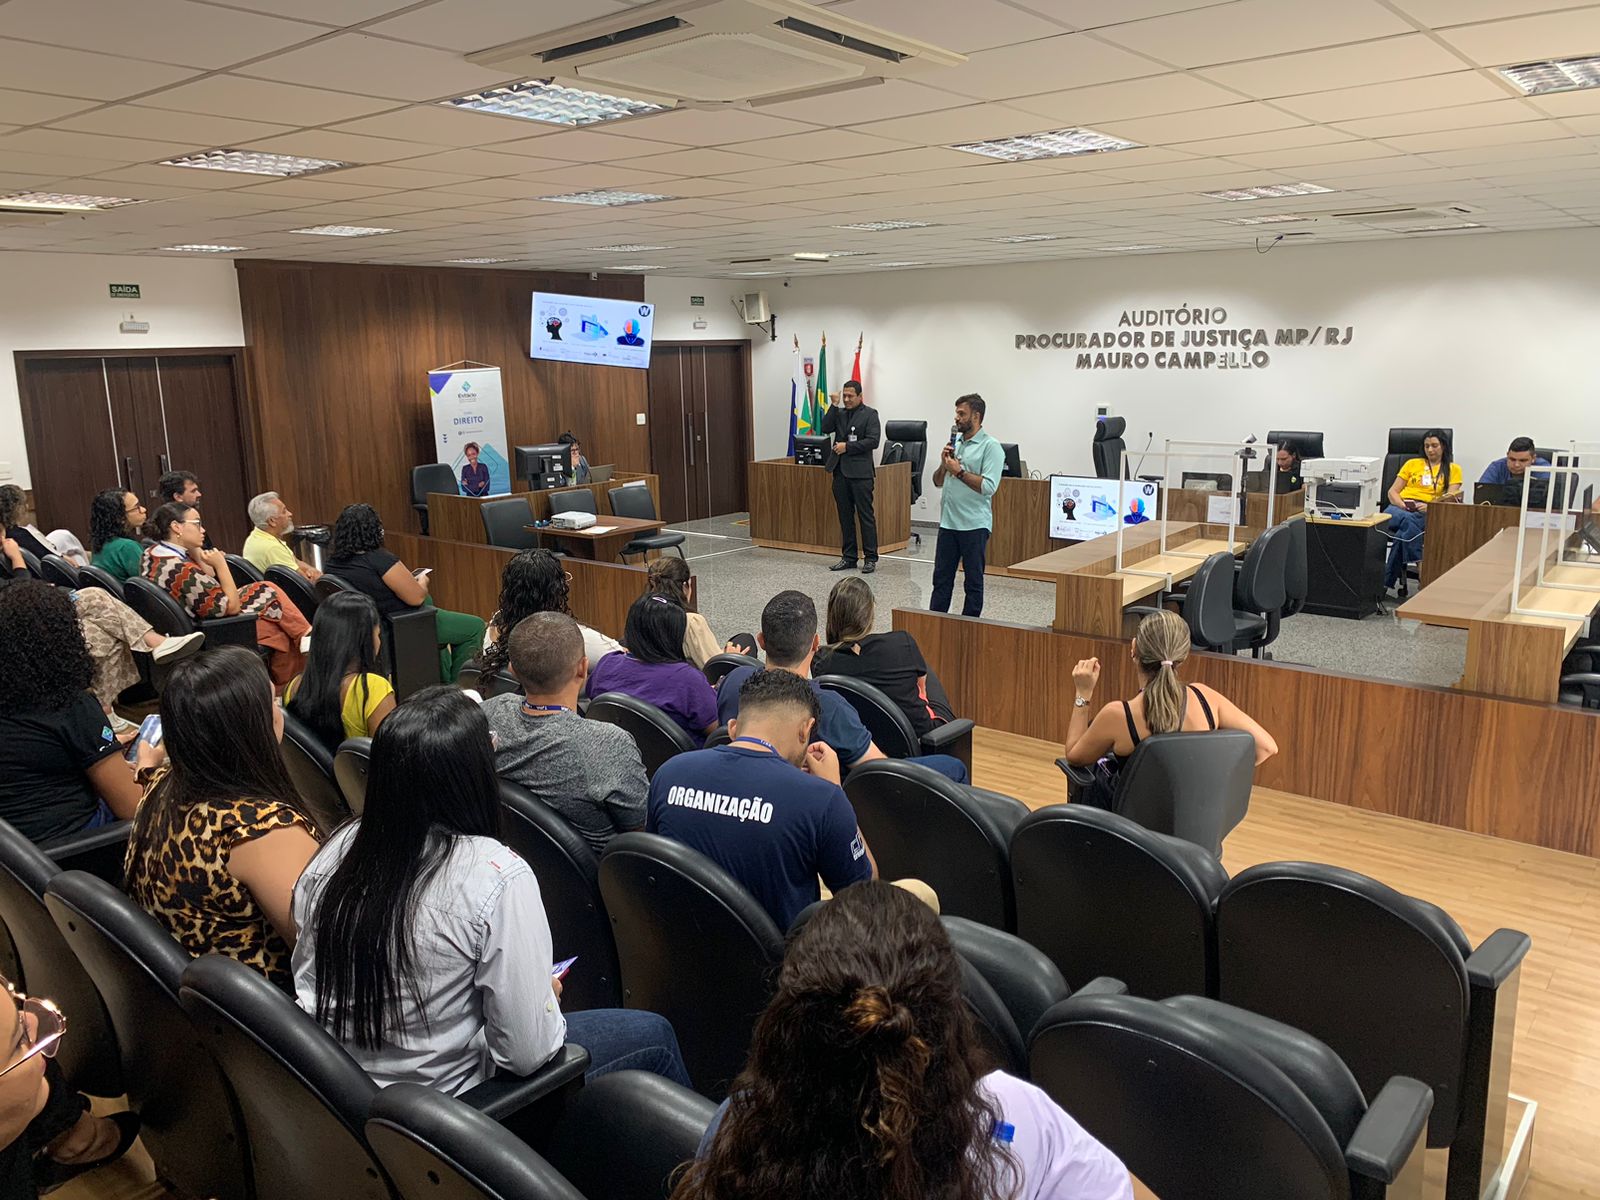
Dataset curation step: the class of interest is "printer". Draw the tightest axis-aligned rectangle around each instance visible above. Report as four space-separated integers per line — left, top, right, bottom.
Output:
1302 457 1381 519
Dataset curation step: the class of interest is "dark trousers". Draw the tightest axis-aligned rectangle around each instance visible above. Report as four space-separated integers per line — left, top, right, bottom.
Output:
831 471 878 563
930 527 990 617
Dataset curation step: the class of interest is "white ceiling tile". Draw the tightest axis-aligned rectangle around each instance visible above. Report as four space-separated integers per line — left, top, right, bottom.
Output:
710 161 878 188
1383 122 1572 153
1094 0 1413 67
52 106 298 147
1435 9 1600 67
238 34 512 101
755 79 966 126
249 130 452 165
325 105 553 146
1104 101 1305 145
1390 0 1600 27
1003 1 1232 31
1334 100 1543 138
1179 126 1356 156
390 148 571 176
84 162 264 190
508 163 682 190
734 128 914 162
829 0 1069 51
1008 72 1242 124
0 128 195 163
137 76 397 125
623 146 773 177
1223 141 1406 169
1529 88 1600 117
845 145 987 173
938 33 1167 101
493 129 681 162
1275 72 1511 122
232 176 398 200
852 103 1057 144
1424 138 1596 166
0 0 323 68
364 0 633 53
1557 114 1600 136
619 107 817 146
0 39 201 101
1196 34 1471 98
0 89 100 126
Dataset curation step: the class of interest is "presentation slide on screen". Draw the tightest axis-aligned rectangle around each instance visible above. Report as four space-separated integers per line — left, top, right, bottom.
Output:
531 292 655 369
1049 476 1160 540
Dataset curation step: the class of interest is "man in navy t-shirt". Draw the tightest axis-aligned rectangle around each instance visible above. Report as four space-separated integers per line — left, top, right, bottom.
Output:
715 590 967 784
648 668 875 930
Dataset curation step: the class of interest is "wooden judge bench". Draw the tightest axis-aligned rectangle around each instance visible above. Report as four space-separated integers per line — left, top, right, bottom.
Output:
424 472 661 547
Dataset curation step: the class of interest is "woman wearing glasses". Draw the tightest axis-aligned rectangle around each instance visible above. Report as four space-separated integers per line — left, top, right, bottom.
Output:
0 978 139 1195
87 489 147 582
142 502 311 686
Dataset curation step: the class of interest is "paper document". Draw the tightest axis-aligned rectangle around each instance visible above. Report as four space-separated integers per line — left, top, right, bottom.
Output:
1206 494 1239 524
585 525 618 534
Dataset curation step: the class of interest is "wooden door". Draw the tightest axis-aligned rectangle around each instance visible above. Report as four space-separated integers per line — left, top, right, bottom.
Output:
16 357 133 533
147 355 253 551
647 341 752 523
696 343 751 519
647 345 696 523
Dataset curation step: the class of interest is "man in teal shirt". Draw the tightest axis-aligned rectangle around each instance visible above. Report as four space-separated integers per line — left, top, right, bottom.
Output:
930 393 1003 617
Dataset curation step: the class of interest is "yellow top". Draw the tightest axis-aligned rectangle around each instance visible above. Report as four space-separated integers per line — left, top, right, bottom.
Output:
1394 458 1462 504
243 527 298 573
285 672 394 741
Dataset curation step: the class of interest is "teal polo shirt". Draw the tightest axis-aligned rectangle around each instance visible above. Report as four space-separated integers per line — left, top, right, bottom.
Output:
939 428 1004 531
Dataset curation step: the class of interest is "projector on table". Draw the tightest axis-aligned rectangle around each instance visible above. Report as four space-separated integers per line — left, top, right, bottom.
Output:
549 511 597 531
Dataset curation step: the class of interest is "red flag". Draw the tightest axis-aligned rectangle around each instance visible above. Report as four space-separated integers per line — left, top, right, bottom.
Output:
850 331 863 384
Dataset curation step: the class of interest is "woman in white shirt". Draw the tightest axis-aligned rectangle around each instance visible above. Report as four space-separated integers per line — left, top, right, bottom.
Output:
673 880 1132 1200
291 686 689 1094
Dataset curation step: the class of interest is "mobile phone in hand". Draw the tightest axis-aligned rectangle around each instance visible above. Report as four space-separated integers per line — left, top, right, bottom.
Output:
124 715 163 762
552 956 578 980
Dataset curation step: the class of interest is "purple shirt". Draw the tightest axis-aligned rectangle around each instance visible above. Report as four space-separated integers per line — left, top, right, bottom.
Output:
587 652 719 744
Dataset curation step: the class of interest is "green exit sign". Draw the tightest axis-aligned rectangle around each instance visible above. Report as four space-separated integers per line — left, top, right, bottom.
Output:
109 283 140 299
690 295 705 307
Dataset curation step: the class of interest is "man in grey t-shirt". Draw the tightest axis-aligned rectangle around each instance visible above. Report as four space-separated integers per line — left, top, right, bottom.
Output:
483 612 647 854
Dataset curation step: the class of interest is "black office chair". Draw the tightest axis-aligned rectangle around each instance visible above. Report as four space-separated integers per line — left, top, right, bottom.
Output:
44 873 251 1200
38 553 81 589
1030 993 1433 1200
1092 416 1127 479
412 463 457 535
815 674 974 774
16 547 41 578
278 708 353 835
1559 637 1600 707
587 692 697 779
314 574 440 698
842 760 1027 930
1056 728 1255 857
499 780 622 1012
1267 430 1326 459
884 419 928 546
703 651 760 688
124 575 261 652
599 833 785 1099
266 563 319 619
1280 514 1309 622
880 441 905 466
333 737 372 815
75 563 127 600
1381 426 1454 501
541 1071 719 1200
1180 551 1240 651
224 553 264 583
482 497 538 551
0 821 124 1097
1011 805 1227 998
548 490 598 517
1216 863 1530 1200
1231 521 1291 658
607 486 686 561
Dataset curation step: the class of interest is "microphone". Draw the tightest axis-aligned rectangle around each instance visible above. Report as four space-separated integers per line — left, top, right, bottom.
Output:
1130 430 1154 480
1239 433 1259 462
949 423 960 450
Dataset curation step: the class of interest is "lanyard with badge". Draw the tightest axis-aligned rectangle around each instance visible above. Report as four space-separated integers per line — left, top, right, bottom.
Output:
732 736 779 755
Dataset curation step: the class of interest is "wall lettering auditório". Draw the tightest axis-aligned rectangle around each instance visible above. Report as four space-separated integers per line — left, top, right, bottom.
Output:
1014 305 1354 370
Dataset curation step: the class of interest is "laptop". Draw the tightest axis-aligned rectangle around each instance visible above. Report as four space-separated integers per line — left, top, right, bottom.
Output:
1476 478 1558 508
588 463 616 483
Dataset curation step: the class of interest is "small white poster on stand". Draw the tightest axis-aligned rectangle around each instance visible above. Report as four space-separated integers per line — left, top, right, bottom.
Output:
428 364 509 497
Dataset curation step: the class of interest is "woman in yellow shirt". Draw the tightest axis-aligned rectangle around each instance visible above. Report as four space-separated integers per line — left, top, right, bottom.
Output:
1384 428 1462 589
285 592 396 749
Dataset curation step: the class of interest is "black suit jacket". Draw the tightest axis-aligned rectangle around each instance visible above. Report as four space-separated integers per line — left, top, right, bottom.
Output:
820 403 881 480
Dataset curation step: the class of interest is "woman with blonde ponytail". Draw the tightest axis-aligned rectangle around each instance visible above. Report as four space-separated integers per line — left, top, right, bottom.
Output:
1064 610 1278 805
673 881 1131 1200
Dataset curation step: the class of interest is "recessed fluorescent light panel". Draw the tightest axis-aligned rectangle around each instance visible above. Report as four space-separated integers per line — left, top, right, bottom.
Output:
612 264 662 270
162 244 247 252
446 257 518 263
951 128 1140 162
537 190 676 206
289 224 396 237
1096 244 1164 251
587 244 669 252
833 220 935 231
1223 214 1314 225
160 149 351 177
1202 183 1335 201
791 251 832 261
0 191 143 210
986 233 1067 242
1499 55 1600 95
1406 223 1485 233
443 79 667 126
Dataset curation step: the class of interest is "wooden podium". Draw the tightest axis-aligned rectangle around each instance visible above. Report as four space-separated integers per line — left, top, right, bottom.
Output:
747 458 911 556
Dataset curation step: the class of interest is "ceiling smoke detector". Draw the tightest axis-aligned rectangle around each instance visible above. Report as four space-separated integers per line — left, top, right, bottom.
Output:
466 0 965 105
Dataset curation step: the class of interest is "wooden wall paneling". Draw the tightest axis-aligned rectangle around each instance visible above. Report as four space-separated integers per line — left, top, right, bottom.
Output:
15 356 127 531
986 477 1073 574
1462 619 1568 704
892 607 1600 857
1422 502 1522 586
747 459 909 554
149 354 256 552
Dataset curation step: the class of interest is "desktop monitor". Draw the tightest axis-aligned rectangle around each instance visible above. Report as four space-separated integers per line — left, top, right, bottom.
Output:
514 443 572 491
1049 475 1160 541
1001 442 1022 478
793 435 830 466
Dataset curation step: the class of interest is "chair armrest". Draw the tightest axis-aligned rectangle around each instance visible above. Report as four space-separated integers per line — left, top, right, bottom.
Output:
1074 976 1129 998
1466 928 1531 991
40 821 133 885
458 1044 589 1125
202 612 264 650
919 717 974 772
385 608 440 699
1344 1076 1433 1185
1054 757 1096 788
541 1071 718 1198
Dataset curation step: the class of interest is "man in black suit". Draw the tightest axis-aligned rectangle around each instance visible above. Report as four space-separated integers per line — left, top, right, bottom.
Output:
821 379 881 573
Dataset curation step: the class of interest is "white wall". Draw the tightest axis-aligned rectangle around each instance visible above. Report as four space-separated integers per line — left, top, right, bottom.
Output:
704 229 1600 520
0 252 245 490
645 275 759 342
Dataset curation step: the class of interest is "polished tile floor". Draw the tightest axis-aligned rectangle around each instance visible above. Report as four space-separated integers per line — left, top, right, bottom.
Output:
676 513 1470 689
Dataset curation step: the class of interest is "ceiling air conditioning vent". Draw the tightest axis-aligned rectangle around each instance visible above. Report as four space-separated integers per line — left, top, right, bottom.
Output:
1326 204 1482 232
468 0 965 105
728 256 773 264
0 208 71 228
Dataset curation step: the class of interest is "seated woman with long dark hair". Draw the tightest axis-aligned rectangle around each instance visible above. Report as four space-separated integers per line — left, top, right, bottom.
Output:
588 593 719 744
143 502 310 685
813 576 956 739
645 556 752 668
674 881 1132 1200
1382 427 1462 590
88 487 148 581
125 647 322 990
322 504 484 685
292 687 689 1094
285 592 395 750
0 582 155 842
478 548 620 681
